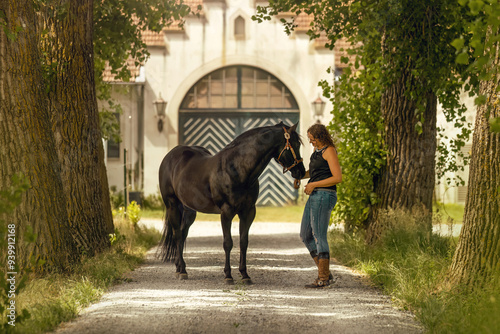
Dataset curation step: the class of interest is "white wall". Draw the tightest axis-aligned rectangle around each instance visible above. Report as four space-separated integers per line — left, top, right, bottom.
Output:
141 0 335 195
435 89 476 204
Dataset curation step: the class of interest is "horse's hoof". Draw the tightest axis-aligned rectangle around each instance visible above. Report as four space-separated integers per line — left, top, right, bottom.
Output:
225 278 234 285
178 273 188 280
242 278 253 285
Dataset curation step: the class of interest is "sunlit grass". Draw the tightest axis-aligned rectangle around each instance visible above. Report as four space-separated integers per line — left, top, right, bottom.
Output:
433 202 465 224
328 208 499 333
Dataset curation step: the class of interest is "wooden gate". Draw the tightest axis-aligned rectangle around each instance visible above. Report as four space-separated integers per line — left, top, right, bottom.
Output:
179 112 300 206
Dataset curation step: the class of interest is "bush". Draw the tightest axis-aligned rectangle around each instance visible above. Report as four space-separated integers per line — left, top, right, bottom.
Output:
142 193 164 211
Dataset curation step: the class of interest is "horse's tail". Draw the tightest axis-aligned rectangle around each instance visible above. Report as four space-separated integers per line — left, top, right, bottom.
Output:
157 214 176 262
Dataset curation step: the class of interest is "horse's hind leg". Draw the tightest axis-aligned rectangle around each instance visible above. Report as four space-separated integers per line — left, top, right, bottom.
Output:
176 206 196 279
181 206 196 241
221 207 236 284
166 197 187 279
238 206 256 285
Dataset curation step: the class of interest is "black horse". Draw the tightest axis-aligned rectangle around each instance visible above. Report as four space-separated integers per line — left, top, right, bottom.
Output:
158 122 306 284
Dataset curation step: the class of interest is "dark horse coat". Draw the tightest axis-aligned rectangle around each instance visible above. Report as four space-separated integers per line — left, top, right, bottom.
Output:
158 122 306 284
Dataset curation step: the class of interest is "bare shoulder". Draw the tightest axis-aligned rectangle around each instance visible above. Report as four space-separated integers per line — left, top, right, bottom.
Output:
322 146 338 158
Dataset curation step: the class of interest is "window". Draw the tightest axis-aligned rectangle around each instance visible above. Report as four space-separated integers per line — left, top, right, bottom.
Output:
181 66 298 110
235 16 245 38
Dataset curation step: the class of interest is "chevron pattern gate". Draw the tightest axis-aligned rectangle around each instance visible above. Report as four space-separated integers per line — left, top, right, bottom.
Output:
179 112 300 206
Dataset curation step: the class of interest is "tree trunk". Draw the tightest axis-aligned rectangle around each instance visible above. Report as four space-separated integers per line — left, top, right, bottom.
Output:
0 1 79 270
448 53 500 287
366 70 437 243
42 0 113 255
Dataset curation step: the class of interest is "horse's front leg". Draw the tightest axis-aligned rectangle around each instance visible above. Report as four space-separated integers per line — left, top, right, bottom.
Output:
221 209 236 284
238 206 256 285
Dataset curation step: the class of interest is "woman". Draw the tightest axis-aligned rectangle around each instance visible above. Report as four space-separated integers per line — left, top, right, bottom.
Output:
296 123 342 288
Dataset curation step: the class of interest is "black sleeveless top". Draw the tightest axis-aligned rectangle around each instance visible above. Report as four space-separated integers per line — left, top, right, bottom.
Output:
308 146 337 191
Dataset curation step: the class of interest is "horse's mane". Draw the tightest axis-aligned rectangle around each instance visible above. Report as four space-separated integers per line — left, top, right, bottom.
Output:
221 123 295 151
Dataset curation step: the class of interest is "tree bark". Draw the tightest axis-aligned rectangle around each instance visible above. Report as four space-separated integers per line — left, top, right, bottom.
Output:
366 69 437 243
41 0 113 255
448 52 500 287
0 1 79 270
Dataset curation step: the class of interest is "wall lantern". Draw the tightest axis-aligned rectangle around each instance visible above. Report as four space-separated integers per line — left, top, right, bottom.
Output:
312 95 326 124
153 93 168 132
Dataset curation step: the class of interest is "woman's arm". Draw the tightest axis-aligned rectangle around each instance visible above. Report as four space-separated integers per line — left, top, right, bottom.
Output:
304 146 342 194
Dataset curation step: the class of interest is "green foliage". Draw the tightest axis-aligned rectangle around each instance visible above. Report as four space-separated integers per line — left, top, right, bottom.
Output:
109 186 125 209
142 193 164 211
491 116 500 133
112 201 142 231
321 62 386 228
99 100 123 143
328 208 500 333
127 201 141 229
452 1 500 135
452 0 500 92
254 1 476 227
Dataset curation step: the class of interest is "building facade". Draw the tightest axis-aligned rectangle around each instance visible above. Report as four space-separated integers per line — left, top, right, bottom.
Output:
102 0 475 206
103 0 342 206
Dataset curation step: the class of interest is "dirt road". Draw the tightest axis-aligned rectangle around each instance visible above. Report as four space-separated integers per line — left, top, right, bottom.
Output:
55 220 422 334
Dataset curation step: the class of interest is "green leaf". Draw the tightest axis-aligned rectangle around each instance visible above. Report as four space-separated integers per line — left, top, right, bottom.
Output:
468 0 485 14
489 117 500 133
456 52 469 65
451 38 465 50
474 95 487 105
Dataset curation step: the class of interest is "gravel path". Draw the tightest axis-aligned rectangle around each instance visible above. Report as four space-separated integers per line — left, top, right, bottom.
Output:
54 220 422 334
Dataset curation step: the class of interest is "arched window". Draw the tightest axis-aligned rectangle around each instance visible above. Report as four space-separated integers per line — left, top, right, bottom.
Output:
234 16 245 38
181 66 298 110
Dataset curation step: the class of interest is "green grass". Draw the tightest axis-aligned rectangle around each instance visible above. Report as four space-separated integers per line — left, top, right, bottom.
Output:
328 208 499 333
8 217 161 334
433 202 465 224
142 204 305 223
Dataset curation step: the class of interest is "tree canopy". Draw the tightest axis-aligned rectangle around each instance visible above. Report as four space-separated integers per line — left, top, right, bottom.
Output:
255 0 475 230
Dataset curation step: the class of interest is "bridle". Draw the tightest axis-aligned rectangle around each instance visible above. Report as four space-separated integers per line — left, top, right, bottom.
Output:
275 127 303 174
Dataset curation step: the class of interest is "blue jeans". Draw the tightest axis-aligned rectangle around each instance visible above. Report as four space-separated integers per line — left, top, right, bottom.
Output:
300 189 337 254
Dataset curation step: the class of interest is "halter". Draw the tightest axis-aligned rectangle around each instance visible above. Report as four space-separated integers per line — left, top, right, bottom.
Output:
275 127 303 174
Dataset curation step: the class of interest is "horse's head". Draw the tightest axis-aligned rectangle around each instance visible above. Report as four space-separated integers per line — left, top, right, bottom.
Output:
275 122 306 180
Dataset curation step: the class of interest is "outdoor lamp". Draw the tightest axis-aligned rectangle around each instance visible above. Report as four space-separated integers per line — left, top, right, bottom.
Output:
153 93 168 132
312 96 326 124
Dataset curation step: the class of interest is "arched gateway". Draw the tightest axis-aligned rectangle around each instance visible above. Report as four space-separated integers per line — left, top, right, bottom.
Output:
179 65 300 206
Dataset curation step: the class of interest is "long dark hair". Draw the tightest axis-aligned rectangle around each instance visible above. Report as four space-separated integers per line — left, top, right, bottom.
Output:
307 124 335 148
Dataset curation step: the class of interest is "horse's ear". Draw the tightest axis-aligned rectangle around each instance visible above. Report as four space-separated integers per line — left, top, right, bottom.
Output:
288 122 298 133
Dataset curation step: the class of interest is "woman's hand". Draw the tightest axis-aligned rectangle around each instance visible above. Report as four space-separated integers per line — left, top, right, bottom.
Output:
304 182 316 195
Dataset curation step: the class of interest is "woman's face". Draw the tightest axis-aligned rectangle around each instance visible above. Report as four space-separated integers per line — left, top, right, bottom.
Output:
307 132 321 149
